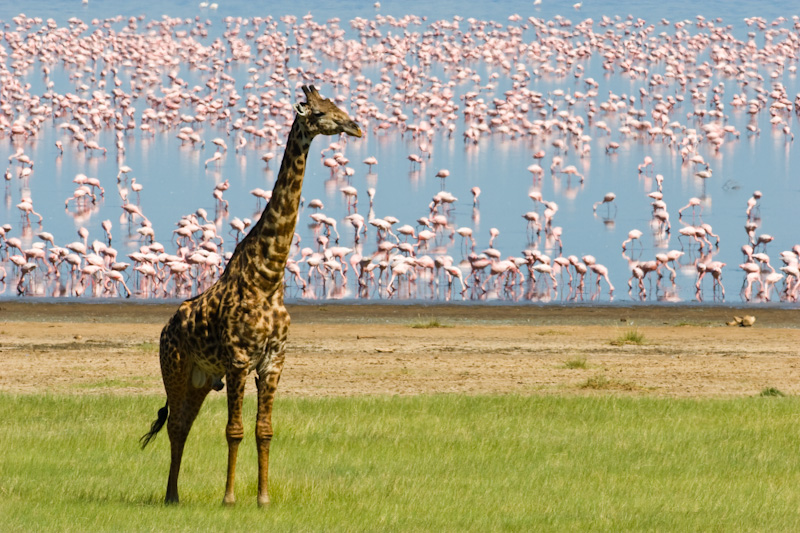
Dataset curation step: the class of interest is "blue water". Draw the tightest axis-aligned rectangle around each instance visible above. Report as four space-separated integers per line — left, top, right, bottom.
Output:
1 1 799 305
8 0 800 31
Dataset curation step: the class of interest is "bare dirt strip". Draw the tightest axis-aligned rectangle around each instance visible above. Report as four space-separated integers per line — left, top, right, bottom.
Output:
0 301 797 397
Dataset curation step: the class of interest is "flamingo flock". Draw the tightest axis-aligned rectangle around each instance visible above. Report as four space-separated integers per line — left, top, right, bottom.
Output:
0 9 799 304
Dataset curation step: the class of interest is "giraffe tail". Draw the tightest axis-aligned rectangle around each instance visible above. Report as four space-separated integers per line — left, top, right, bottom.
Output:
139 400 169 449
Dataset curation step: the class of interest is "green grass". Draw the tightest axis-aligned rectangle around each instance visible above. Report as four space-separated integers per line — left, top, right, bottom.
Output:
134 341 159 352
408 316 451 329
563 357 588 369
610 328 646 346
3 394 800 531
537 329 567 336
580 374 640 391
760 387 786 397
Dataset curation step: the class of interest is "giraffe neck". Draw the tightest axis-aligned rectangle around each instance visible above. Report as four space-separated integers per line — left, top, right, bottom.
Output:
222 118 313 295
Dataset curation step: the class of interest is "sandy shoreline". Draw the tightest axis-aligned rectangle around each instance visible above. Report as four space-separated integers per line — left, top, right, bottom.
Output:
0 301 797 398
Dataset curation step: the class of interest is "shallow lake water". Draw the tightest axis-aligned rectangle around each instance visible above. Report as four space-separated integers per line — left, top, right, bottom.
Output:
0 1 799 305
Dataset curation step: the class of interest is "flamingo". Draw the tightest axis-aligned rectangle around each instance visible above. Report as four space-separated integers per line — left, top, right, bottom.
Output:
678 197 703 219
211 137 228 151
363 156 378 171
592 193 617 216
204 151 223 168
621 229 643 251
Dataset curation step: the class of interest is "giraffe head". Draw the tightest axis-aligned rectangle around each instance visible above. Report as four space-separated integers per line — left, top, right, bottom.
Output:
293 85 362 139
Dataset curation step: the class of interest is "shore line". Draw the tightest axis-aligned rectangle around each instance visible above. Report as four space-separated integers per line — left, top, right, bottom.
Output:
0 300 797 328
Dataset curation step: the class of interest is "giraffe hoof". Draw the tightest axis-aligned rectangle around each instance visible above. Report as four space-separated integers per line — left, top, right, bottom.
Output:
257 496 271 508
222 495 236 506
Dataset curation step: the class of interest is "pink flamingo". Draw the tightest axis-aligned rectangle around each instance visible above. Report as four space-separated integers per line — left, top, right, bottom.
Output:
122 203 148 225
678 197 703 219
340 186 358 211
104 270 132 298
746 190 762 219
363 156 378 171
694 168 712 180
471 187 481 207
83 140 107 156
590 263 614 293
65 187 96 209
628 266 646 297
592 192 616 215
621 229 643 251
261 152 275 168
638 156 653 174
488 227 500 248
527 163 544 180
456 227 476 251
130 178 143 202
444 265 468 293
560 165 584 183
18 198 43 223
323 157 339 175
117 165 133 181
250 188 272 208
211 137 228 152
755 233 774 252
204 151 223 168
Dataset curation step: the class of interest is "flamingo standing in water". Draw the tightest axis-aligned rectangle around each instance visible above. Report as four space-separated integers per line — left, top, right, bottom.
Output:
471 187 481 207
678 197 703 220
18 198 44 223
205 151 223 168
117 165 132 181
260 152 275 168
746 190 762 219
435 169 450 189
592 192 616 216
621 229 643 251
363 156 378 171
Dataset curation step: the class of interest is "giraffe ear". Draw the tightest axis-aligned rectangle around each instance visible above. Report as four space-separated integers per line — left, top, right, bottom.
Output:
294 102 308 116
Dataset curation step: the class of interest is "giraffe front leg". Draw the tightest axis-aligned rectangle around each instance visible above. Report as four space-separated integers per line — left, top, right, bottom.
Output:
255 352 286 507
222 364 248 506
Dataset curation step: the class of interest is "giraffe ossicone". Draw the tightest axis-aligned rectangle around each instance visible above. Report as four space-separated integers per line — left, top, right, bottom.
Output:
140 85 361 507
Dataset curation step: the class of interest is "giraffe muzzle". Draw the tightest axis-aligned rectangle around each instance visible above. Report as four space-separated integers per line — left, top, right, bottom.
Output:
340 120 362 138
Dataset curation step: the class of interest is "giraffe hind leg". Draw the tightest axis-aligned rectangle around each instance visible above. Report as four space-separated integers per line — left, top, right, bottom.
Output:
164 363 213 504
159 333 214 504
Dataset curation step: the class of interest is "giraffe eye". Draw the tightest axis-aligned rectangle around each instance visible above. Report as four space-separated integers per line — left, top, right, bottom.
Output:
313 110 325 118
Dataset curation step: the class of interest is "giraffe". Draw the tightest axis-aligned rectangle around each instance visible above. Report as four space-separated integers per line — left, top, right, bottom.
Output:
140 85 362 506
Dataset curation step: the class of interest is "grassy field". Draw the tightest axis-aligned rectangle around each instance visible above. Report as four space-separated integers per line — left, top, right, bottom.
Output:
3 393 800 531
